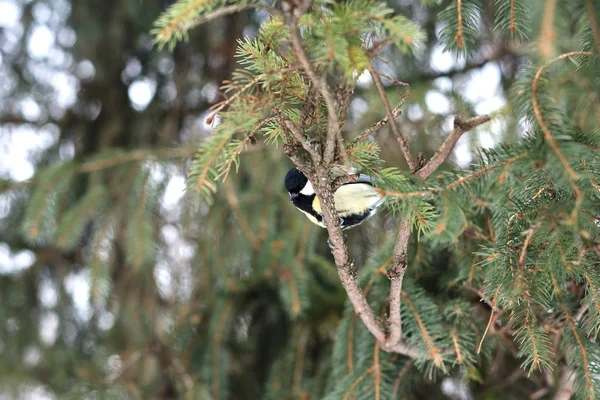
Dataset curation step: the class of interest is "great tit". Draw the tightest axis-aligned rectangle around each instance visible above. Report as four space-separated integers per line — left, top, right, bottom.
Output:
284 168 385 230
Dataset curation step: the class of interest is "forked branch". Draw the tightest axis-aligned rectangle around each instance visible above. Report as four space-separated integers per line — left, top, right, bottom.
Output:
281 0 492 360
417 115 491 179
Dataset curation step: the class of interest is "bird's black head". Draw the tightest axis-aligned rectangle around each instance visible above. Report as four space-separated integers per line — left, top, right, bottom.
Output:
284 168 308 197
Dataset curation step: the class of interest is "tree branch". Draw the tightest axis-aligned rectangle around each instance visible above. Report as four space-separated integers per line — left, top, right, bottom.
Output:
281 1 423 359
383 115 491 351
416 115 491 180
387 219 411 346
368 63 417 172
531 51 593 182
281 1 496 362
311 166 393 349
287 8 341 166
552 365 575 400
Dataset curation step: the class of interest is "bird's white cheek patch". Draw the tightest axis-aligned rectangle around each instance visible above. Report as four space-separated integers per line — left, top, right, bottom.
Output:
300 180 315 196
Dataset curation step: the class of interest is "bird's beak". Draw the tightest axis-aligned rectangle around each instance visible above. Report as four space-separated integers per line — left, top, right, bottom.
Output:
290 193 298 201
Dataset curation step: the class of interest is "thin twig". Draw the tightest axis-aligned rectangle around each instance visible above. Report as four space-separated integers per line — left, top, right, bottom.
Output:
180 4 280 32
206 76 262 124
478 286 500 353
282 117 316 155
463 283 495 308
350 74 410 146
350 106 402 145
368 63 417 172
518 227 536 268
417 115 491 179
366 39 392 58
379 151 530 198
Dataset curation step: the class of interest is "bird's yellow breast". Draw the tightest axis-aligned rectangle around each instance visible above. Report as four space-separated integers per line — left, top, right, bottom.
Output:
312 183 382 217
299 209 326 227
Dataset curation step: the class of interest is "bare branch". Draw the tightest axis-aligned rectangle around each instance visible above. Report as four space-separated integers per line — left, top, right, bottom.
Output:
552 365 575 400
350 108 402 145
387 219 411 346
311 166 389 343
417 115 491 179
368 63 417 172
383 114 492 351
366 39 392 58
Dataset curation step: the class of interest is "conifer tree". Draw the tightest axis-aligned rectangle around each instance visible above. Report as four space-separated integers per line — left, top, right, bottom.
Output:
152 0 600 398
0 0 599 398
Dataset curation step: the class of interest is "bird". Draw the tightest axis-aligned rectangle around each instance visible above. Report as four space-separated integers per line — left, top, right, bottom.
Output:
284 168 385 231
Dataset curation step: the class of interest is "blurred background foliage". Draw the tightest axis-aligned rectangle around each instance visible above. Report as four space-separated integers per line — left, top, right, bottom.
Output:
0 0 598 399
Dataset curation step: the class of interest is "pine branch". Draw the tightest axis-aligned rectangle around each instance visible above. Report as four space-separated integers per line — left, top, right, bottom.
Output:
286 5 339 166
54 186 108 250
21 163 76 243
206 75 262 125
390 360 413 399
495 0 530 40
152 0 274 51
438 0 480 55
455 0 464 48
584 0 600 55
561 304 595 398
531 52 593 181
126 172 155 269
402 291 443 367
78 147 197 173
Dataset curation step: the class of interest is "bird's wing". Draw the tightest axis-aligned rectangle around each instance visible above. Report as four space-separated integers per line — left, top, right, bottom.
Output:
312 183 383 215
